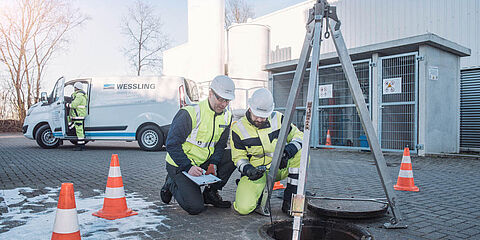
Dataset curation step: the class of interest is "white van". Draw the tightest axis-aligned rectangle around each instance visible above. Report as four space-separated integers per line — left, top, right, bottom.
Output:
22 76 199 151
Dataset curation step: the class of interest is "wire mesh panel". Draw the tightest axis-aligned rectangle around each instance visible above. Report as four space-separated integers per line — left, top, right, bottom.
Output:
275 109 306 131
318 106 367 147
317 61 371 149
272 71 309 109
318 63 370 106
272 60 371 149
380 53 417 151
272 71 309 132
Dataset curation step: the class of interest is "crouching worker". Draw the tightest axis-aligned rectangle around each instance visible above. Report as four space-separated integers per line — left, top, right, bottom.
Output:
231 88 303 215
160 75 237 215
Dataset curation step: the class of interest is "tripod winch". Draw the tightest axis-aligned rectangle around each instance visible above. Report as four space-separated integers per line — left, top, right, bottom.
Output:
260 1 408 239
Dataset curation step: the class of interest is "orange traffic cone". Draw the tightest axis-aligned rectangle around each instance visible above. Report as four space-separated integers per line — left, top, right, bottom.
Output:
273 181 286 190
52 183 81 240
92 154 138 220
394 148 419 192
324 130 333 149
205 164 216 176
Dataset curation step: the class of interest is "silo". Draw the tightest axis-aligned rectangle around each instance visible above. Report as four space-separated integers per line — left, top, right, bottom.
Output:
227 23 270 110
186 0 225 83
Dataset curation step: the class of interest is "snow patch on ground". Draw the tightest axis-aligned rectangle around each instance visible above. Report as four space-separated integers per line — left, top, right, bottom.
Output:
0 187 169 239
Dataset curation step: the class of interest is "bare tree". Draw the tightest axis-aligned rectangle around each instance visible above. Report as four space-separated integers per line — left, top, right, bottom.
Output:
121 0 169 76
0 77 13 120
225 0 255 27
0 0 87 122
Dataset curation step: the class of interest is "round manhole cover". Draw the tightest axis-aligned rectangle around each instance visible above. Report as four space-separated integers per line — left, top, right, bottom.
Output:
259 219 373 240
307 198 388 219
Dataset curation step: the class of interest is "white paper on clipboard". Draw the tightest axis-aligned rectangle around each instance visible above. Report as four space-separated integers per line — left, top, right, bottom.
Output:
182 171 222 186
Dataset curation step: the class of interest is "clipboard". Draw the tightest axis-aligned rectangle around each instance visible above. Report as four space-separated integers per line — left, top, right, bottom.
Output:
182 171 222 186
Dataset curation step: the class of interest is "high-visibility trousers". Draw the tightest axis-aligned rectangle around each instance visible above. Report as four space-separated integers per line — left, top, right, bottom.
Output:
74 120 85 141
233 150 301 215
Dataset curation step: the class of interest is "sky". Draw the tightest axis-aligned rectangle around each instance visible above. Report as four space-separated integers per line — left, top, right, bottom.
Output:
41 0 307 92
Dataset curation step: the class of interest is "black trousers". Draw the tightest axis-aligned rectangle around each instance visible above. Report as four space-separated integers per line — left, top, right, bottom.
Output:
165 150 236 215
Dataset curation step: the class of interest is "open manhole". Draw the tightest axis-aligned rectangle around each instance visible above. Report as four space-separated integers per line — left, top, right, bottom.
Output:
307 197 388 219
259 219 373 240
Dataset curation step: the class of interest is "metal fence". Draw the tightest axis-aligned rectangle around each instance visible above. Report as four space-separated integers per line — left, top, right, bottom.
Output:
271 60 371 149
271 53 419 152
317 61 371 149
271 70 309 130
379 53 417 152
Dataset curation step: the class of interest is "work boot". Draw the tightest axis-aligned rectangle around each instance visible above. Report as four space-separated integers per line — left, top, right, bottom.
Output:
73 145 82 151
203 187 231 208
160 176 173 204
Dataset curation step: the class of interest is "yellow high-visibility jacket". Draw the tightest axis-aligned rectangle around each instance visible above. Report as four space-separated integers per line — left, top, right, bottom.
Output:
166 99 232 169
230 111 303 170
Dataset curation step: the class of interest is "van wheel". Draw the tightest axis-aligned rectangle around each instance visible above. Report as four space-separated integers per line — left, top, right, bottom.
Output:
138 125 163 151
36 125 60 149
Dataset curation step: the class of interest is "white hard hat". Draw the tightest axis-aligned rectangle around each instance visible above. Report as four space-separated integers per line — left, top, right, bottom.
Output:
248 88 274 118
73 82 83 90
210 75 235 100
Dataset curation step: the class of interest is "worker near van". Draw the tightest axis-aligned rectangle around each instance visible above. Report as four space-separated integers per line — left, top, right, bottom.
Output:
160 75 236 215
66 82 88 151
230 88 303 215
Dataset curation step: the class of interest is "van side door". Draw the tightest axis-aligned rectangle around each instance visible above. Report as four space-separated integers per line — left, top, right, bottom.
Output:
50 77 66 137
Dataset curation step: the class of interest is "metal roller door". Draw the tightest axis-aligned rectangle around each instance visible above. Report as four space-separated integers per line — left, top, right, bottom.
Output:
460 68 480 151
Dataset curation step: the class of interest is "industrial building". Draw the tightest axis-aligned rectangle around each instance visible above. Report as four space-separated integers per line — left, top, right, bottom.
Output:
163 0 480 155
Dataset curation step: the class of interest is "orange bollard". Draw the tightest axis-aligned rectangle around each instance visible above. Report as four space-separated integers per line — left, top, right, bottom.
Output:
52 183 81 240
92 154 138 220
394 147 419 192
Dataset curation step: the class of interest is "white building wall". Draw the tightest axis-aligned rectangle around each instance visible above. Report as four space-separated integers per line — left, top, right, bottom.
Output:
252 1 316 63
163 0 225 83
253 0 480 69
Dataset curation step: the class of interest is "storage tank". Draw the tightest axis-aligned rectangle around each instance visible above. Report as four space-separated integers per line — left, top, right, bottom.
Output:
227 23 270 110
186 0 225 83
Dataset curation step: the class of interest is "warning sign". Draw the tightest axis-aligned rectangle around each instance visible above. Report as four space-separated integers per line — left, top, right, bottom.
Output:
383 78 402 94
429 66 439 80
319 84 333 99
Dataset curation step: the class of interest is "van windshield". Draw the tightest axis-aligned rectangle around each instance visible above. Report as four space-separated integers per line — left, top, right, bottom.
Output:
48 78 64 103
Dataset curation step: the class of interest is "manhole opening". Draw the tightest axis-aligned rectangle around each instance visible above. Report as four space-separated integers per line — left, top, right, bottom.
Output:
259 219 373 240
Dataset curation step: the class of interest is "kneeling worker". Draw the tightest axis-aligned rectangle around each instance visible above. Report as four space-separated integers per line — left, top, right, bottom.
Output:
160 75 237 215
231 88 303 215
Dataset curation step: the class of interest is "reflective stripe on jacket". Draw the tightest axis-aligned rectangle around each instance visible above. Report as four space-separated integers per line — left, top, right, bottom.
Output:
166 99 232 168
230 111 303 170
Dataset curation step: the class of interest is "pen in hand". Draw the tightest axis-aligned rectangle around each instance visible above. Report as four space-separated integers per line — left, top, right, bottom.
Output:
188 159 204 176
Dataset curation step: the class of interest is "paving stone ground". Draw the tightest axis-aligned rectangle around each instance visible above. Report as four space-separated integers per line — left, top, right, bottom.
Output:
1 132 479 239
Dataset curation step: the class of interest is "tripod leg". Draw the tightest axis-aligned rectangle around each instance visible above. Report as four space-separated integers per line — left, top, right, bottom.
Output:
261 12 316 215
291 4 325 240
328 19 407 229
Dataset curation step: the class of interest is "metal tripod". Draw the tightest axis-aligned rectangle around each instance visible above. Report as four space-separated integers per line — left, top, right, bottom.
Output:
261 1 408 239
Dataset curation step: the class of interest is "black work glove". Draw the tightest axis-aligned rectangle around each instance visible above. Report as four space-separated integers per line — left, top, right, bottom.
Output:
280 150 290 169
243 164 265 181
